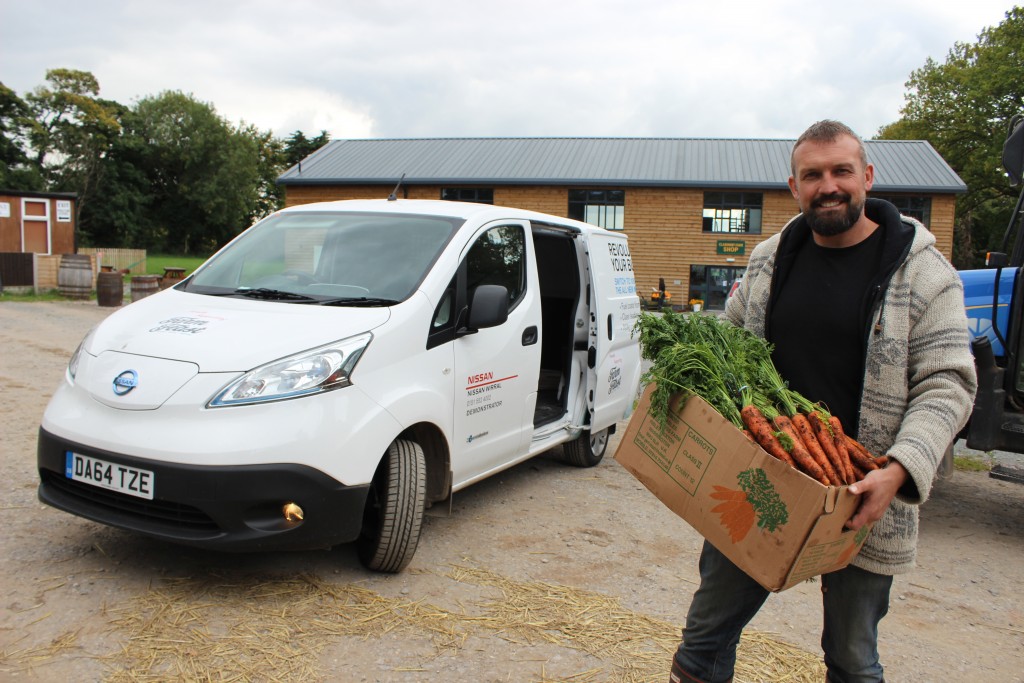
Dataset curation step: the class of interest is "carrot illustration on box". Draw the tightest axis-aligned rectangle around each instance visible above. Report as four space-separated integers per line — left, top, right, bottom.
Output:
838 525 871 565
710 467 789 543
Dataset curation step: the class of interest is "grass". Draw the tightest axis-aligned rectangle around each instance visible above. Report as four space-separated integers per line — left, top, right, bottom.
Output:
144 253 210 277
0 289 68 302
954 454 994 472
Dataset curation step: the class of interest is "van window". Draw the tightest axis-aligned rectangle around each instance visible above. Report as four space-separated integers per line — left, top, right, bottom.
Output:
466 225 526 309
186 211 460 303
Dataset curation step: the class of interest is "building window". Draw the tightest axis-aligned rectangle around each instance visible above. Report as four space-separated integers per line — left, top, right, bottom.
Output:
873 194 931 227
702 192 762 234
442 188 494 204
568 189 625 230
689 265 745 311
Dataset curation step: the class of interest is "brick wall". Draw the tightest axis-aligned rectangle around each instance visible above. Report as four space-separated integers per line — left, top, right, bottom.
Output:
282 184 957 306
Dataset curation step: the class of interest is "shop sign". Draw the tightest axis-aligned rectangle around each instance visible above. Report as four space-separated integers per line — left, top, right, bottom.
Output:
716 240 745 256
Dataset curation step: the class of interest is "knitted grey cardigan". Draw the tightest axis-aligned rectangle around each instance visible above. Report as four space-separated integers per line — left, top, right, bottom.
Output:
726 210 977 575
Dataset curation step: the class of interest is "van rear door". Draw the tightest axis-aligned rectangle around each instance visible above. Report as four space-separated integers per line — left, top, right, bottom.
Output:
582 231 642 432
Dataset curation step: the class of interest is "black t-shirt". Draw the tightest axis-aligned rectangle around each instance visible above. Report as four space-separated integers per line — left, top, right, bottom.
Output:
767 226 885 435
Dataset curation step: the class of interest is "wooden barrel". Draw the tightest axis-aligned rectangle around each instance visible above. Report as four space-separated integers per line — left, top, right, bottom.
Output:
96 272 124 307
57 254 93 299
130 275 161 302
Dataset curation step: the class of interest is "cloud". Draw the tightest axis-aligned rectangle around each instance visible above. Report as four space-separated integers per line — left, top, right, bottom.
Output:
0 0 1015 140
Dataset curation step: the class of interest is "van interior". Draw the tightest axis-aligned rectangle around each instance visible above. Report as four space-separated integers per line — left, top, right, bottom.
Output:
531 228 583 428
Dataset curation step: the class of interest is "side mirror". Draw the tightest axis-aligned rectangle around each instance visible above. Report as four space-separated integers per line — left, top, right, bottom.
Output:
466 284 509 330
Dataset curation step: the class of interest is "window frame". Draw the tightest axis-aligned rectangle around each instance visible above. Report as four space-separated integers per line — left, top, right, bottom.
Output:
872 194 931 227
702 191 763 234
441 188 494 204
568 189 625 230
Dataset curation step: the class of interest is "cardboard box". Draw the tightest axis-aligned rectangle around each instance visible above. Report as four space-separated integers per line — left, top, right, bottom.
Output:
614 385 872 592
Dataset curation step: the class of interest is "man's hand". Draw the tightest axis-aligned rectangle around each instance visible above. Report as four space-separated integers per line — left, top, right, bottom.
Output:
845 460 908 530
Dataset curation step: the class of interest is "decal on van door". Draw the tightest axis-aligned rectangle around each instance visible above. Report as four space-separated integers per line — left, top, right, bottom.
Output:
606 243 636 296
616 297 641 338
465 372 517 417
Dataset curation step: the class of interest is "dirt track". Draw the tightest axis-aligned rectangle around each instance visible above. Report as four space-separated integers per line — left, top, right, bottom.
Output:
1 300 1023 682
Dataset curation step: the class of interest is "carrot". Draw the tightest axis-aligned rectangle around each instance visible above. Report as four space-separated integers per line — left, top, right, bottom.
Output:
851 461 868 482
874 455 890 468
792 413 843 486
741 405 796 467
773 415 830 486
809 411 848 485
845 435 881 474
828 416 857 484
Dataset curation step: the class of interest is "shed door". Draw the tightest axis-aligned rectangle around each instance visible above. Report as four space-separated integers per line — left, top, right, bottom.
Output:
22 199 50 254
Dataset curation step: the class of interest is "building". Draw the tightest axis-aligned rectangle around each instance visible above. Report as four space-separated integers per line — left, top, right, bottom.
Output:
277 137 965 310
0 190 79 292
0 190 77 256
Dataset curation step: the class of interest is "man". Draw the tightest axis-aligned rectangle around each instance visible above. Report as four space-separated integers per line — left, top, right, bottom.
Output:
670 120 977 683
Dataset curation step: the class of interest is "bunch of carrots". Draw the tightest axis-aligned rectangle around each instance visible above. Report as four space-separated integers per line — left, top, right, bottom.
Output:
636 310 888 486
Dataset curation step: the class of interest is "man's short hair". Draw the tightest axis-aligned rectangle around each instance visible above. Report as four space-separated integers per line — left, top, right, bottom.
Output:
791 120 868 176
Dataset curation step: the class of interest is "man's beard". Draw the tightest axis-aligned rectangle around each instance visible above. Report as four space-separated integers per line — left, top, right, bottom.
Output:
806 193 863 236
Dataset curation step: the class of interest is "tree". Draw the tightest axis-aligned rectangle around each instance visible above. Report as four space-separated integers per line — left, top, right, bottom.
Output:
24 69 121 223
247 125 286 223
77 104 153 248
129 91 262 254
878 8 1024 268
0 82 45 190
283 129 331 168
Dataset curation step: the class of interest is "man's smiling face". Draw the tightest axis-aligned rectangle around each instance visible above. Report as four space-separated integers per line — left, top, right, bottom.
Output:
788 134 875 238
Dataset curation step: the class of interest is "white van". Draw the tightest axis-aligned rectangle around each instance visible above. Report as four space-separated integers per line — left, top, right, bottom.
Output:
38 199 643 572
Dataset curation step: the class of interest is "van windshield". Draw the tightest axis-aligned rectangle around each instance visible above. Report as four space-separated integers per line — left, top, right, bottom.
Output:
184 211 461 304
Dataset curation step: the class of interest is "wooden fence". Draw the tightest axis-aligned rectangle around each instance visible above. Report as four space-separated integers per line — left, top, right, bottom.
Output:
78 248 147 275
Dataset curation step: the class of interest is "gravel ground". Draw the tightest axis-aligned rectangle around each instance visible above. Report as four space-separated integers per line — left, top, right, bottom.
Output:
1 300 1022 682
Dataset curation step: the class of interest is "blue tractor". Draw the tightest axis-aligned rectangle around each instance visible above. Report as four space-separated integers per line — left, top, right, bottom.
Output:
959 114 1024 483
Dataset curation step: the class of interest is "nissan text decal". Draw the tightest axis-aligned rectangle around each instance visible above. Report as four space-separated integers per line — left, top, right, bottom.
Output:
465 371 516 417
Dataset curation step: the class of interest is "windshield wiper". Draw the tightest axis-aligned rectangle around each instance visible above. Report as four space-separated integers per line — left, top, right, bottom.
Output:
234 287 318 302
320 297 400 307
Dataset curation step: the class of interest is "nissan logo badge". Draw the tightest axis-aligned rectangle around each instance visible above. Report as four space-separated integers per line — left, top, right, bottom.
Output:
113 369 139 396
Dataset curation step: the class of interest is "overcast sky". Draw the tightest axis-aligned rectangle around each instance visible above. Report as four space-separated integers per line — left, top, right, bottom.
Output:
1 1 1018 142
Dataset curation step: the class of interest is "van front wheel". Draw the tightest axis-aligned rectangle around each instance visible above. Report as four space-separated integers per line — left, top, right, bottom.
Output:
356 439 426 573
563 428 609 468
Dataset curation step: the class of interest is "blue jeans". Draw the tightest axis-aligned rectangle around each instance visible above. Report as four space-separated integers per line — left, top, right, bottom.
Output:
672 540 892 683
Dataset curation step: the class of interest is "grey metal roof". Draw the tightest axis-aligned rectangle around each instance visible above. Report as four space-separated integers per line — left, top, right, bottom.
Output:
277 137 966 194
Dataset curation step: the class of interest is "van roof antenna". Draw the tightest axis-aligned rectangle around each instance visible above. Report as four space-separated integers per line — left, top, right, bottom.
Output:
387 173 406 201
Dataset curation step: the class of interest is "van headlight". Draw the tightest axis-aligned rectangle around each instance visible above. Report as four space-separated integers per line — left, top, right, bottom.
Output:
208 332 372 407
67 328 96 384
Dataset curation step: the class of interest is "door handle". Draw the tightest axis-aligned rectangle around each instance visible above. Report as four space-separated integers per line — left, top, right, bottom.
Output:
522 325 538 346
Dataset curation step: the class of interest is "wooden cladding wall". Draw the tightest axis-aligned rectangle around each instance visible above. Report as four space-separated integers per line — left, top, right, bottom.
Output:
283 184 957 307
0 193 76 255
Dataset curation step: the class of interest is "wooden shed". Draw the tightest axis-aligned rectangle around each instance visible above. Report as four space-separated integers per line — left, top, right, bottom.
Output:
0 190 79 291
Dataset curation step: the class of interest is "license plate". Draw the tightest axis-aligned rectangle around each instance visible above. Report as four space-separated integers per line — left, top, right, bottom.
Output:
65 452 154 500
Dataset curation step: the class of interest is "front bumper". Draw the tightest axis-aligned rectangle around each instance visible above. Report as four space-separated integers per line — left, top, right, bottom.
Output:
37 427 370 552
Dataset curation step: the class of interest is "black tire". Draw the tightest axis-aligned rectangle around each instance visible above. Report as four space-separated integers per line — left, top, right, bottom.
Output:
356 439 426 573
563 427 610 467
